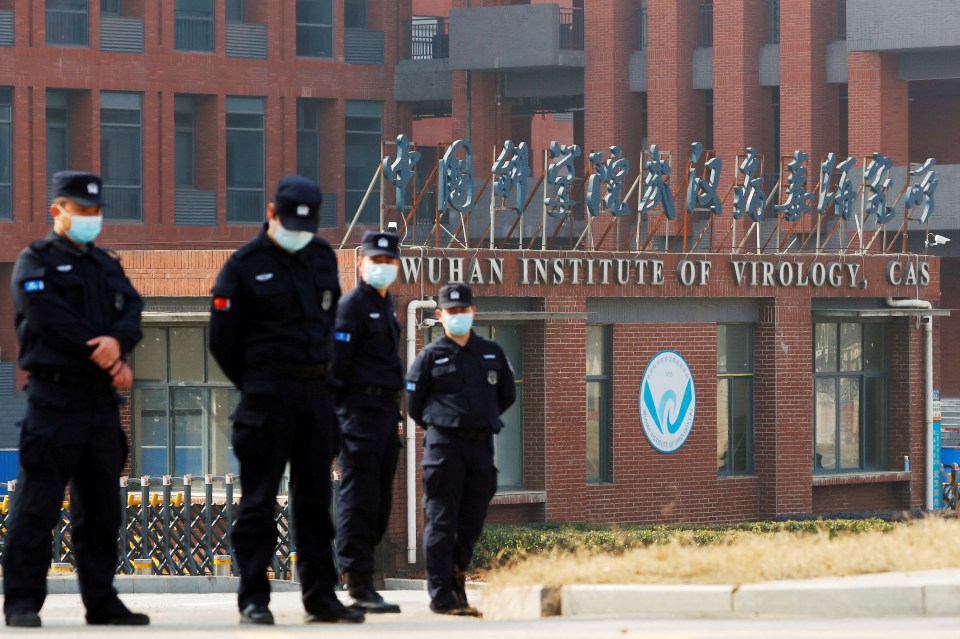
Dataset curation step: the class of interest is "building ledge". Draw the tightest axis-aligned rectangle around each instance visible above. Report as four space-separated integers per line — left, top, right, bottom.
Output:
491 490 546 505
812 472 911 487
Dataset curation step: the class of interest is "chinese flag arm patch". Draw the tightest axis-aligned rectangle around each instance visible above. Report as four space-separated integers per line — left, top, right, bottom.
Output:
213 297 232 311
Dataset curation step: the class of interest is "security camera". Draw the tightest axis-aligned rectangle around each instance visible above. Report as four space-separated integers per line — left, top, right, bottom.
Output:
387 222 399 233
925 233 950 247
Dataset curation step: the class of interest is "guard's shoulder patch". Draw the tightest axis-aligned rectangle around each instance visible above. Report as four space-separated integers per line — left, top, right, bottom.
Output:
213 297 231 311
335 331 352 343
23 279 45 293
406 381 416 392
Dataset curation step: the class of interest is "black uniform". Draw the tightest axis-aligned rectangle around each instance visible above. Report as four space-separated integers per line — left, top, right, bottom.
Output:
208 227 345 615
4 232 143 621
333 279 403 575
406 311 515 611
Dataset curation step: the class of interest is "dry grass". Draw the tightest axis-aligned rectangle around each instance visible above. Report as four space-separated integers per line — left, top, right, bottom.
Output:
486 518 960 590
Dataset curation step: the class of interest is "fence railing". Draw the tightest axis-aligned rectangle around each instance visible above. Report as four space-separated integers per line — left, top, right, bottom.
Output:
46 9 88 46
175 16 215 52
402 17 448 61
0 475 335 579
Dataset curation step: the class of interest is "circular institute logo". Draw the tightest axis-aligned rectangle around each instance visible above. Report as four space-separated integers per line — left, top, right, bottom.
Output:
638 351 696 453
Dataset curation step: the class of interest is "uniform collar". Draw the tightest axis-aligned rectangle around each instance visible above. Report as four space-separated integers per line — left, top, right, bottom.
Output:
47 230 91 257
439 330 477 352
257 227 308 264
359 279 390 304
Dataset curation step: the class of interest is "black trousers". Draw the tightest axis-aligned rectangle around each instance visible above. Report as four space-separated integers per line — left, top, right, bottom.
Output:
421 427 497 609
2 379 126 619
335 394 400 575
230 376 340 612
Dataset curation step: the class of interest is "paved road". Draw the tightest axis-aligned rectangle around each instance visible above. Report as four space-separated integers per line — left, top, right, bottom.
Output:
11 591 960 638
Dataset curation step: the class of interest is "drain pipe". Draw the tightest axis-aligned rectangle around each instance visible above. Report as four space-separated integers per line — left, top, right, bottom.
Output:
405 299 437 563
886 297 934 509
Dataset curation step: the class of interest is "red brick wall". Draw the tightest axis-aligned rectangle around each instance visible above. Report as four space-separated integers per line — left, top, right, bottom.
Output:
812 483 905 514
848 52 909 165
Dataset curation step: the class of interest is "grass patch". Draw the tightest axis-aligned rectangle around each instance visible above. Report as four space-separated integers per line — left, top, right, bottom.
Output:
483 518 960 590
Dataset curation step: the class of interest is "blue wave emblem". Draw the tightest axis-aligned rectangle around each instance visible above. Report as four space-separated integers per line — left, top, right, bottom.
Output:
642 378 694 435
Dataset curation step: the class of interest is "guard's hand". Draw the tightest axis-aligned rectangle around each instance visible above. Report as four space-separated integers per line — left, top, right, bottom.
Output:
87 336 122 370
111 361 134 389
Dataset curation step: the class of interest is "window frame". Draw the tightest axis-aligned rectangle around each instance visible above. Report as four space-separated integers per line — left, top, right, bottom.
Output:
46 0 89 47
225 96 266 223
812 321 889 473
344 0 366 29
717 323 754 476
174 0 216 52
99 90 142 220
174 94 196 188
586 324 612 484
344 100 382 225
0 87 11 220
296 0 334 58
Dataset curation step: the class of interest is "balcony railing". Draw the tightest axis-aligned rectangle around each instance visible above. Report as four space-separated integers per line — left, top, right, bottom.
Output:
559 8 584 50
102 186 142 221
769 0 780 44
402 17 448 61
226 189 264 223
699 3 713 47
175 16 215 52
636 6 647 50
46 10 88 46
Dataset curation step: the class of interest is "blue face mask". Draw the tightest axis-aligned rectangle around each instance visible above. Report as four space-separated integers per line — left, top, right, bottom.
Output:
443 311 474 336
271 220 314 252
65 213 103 244
365 263 398 289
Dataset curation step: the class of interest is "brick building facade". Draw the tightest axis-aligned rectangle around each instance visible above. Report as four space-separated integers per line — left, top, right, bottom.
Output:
0 0 957 574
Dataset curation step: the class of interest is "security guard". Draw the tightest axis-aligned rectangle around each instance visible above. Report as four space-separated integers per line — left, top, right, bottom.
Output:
333 231 403 614
4 171 148 627
406 284 516 616
208 176 363 626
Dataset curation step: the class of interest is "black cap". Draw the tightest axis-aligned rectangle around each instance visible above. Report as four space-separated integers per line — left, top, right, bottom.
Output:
361 231 400 259
52 171 106 207
274 175 323 232
438 284 473 309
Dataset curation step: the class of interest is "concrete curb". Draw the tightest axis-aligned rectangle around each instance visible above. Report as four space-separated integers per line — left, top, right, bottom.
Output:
0 575 300 596
384 578 487 592
562 584 734 617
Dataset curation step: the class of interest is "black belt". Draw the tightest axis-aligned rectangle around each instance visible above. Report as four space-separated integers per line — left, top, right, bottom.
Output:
426 425 493 442
31 368 114 394
256 360 330 380
345 384 402 404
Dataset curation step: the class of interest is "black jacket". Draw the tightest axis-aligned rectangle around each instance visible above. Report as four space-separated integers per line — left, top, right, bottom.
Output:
332 280 404 391
406 331 516 432
208 228 341 388
11 232 143 378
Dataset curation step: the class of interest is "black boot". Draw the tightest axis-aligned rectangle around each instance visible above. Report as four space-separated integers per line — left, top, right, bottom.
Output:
453 567 481 617
346 572 401 614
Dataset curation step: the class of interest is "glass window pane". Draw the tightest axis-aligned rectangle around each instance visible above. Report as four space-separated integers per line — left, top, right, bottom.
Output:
175 130 194 187
587 381 602 482
226 97 265 114
839 377 861 469
586 326 604 377
100 91 140 110
716 379 729 472
730 377 751 472
210 388 241 479
134 327 168 382
207 346 229 384
297 0 332 25
344 0 366 28
718 324 751 374
101 127 141 184
863 323 886 372
171 387 205 477
814 323 838 373
169 327 205 383
136 387 168 476
227 131 264 188
815 378 837 471
865 377 885 468
297 25 333 57
839 323 862 372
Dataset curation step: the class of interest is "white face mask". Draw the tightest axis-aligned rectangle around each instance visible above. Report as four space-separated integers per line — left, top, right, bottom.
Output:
269 218 314 252
364 262 399 289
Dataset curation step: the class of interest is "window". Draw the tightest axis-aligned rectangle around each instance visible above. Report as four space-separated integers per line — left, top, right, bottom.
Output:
226 0 243 22
101 0 119 15
297 0 333 57
175 95 195 188
345 0 366 28
717 325 754 475
344 100 381 225
99 91 141 220
47 90 69 205
768 0 780 44
175 0 215 52
0 87 10 220
47 0 88 46
586 325 612 483
813 323 887 472
699 1 712 47
132 326 240 484
297 98 321 187
226 96 265 223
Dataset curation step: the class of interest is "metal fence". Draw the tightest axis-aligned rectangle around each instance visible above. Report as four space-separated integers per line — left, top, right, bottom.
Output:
402 17 448 61
559 8 584 50
0 475 338 579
